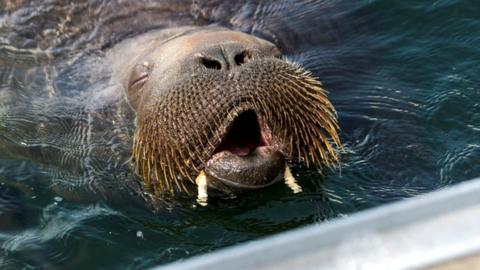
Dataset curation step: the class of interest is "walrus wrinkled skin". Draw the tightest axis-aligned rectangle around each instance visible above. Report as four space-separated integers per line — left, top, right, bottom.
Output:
109 26 341 195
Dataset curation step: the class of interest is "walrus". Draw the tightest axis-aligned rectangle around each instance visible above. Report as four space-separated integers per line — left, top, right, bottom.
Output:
107 26 341 201
0 7 342 205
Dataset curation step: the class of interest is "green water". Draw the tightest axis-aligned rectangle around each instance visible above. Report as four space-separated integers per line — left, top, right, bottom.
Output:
0 1 479 269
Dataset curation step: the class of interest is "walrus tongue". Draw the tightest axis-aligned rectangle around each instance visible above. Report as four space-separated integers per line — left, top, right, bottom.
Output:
217 141 259 157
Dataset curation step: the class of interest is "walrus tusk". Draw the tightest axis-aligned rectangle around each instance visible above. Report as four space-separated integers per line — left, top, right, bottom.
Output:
195 170 208 206
284 165 303 194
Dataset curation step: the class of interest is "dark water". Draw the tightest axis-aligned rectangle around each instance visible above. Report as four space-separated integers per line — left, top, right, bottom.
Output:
0 0 479 269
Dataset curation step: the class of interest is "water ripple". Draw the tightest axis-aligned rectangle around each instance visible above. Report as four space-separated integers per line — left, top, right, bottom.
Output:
0 0 479 269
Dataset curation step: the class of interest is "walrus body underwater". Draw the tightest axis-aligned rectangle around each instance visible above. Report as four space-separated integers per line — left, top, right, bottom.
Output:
0 2 342 206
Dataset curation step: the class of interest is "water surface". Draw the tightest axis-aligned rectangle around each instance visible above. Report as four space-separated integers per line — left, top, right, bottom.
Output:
0 0 479 269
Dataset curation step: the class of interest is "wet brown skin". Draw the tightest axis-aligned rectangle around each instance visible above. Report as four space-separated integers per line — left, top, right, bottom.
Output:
109 26 341 195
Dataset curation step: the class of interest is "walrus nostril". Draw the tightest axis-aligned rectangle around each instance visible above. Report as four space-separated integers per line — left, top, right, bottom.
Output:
234 50 251 66
201 58 222 70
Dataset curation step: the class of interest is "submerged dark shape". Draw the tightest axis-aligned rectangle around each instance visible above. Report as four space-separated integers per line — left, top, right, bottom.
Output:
109 27 342 194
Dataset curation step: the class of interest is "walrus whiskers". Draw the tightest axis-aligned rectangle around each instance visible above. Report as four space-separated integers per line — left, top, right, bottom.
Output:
132 55 341 194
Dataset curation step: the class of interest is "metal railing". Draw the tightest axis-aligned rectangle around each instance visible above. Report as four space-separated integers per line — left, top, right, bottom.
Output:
153 177 480 270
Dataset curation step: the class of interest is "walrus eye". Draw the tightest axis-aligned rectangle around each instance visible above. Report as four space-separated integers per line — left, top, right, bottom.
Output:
128 61 151 90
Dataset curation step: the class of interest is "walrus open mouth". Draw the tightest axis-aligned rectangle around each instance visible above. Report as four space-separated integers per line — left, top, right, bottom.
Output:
132 57 341 195
213 110 266 157
204 110 286 190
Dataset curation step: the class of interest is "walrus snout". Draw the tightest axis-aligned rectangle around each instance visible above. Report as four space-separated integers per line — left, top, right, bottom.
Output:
123 27 341 195
204 110 285 191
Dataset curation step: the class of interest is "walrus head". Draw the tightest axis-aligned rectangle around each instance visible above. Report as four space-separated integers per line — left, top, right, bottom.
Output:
122 27 341 196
